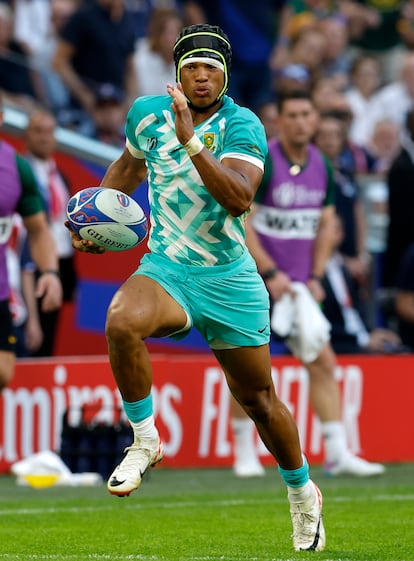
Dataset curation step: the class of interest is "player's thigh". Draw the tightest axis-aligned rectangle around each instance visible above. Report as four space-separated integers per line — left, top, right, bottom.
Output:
106 274 188 338
213 345 273 396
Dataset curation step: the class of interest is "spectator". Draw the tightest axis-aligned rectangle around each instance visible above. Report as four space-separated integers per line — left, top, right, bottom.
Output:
311 75 343 113
13 0 53 57
30 0 78 120
314 111 370 287
273 63 311 97
398 0 414 50
0 3 43 112
370 51 414 134
345 54 383 147
256 100 279 140
24 108 77 356
395 242 414 350
346 0 406 83
366 118 401 174
52 0 139 134
288 25 327 82
383 107 414 288
133 8 183 96
92 83 126 147
318 14 351 90
0 92 62 391
124 0 179 42
322 213 402 354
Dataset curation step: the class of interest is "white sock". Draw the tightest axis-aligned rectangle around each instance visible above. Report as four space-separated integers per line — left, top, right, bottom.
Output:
321 421 348 464
231 417 260 464
130 415 159 442
288 480 314 503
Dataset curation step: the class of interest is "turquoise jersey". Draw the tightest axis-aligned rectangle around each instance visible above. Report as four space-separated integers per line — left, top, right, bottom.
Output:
125 95 267 266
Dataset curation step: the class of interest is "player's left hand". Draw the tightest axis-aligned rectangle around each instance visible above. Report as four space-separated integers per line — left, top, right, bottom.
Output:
36 271 63 312
167 83 195 145
64 221 106 254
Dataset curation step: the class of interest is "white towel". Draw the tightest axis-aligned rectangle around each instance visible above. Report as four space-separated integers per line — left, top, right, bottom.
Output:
271 282 331 363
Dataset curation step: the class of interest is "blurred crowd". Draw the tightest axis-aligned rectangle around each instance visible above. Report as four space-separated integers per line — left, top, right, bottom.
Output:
3 0 414 355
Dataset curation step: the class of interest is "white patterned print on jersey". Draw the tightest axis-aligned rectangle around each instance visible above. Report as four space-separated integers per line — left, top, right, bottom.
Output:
125 95 267 266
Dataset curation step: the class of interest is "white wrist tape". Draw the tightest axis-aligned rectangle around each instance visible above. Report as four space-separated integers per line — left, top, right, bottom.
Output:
183 134 204 157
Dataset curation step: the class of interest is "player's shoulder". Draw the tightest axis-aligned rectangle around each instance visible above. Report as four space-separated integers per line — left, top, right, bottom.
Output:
127 95 172 130
221 96 261 124
131 95 171 113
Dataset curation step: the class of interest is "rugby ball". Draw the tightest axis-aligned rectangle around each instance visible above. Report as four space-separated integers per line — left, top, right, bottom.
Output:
66 187 148 252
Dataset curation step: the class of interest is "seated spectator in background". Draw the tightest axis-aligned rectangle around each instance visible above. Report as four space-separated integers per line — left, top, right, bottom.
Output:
256 100 279 141
273 63 311 98
0 3 43 112
125 0 179 42
318 14 351 91
346 0 406 84
6 214 43 358
311 75 343 113
24 109 77 356
31 0 78 121
398 0 414 50
52 0 138 135
395 242 414 350
288 25 327 83
366 118 401 174
383 107 414 288
281 0 339 41
345 54 383 147
13 0 53 57
133 8 183 96
371 51 414 135
314 111 370 287
92 83 126 147
323 214 402 354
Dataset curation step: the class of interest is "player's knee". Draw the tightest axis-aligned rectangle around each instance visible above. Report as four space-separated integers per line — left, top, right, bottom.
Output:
106 300 145 344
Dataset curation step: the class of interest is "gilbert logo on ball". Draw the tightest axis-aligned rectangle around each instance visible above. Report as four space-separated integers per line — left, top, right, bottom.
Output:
67 187 148 251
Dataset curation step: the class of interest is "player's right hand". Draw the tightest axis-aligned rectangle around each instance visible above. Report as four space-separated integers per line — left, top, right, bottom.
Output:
64 221 106 254
166 83 195 145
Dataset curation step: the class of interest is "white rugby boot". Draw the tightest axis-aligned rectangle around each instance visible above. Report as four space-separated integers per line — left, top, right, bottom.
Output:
289 481 326 552
107 436 163 497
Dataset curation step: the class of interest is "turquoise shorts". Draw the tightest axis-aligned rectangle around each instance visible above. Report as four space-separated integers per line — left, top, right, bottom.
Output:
133 251 270 349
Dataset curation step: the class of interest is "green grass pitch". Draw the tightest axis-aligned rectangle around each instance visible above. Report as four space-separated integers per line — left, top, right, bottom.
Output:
0 463 413 561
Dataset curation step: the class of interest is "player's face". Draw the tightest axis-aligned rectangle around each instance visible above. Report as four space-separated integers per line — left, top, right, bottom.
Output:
180 62 225 110
278 99 317 147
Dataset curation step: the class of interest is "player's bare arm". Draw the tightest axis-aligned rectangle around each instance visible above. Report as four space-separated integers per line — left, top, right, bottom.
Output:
101 148 148 195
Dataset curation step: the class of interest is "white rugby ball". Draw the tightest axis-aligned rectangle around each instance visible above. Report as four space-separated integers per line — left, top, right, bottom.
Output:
66 187 148 252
